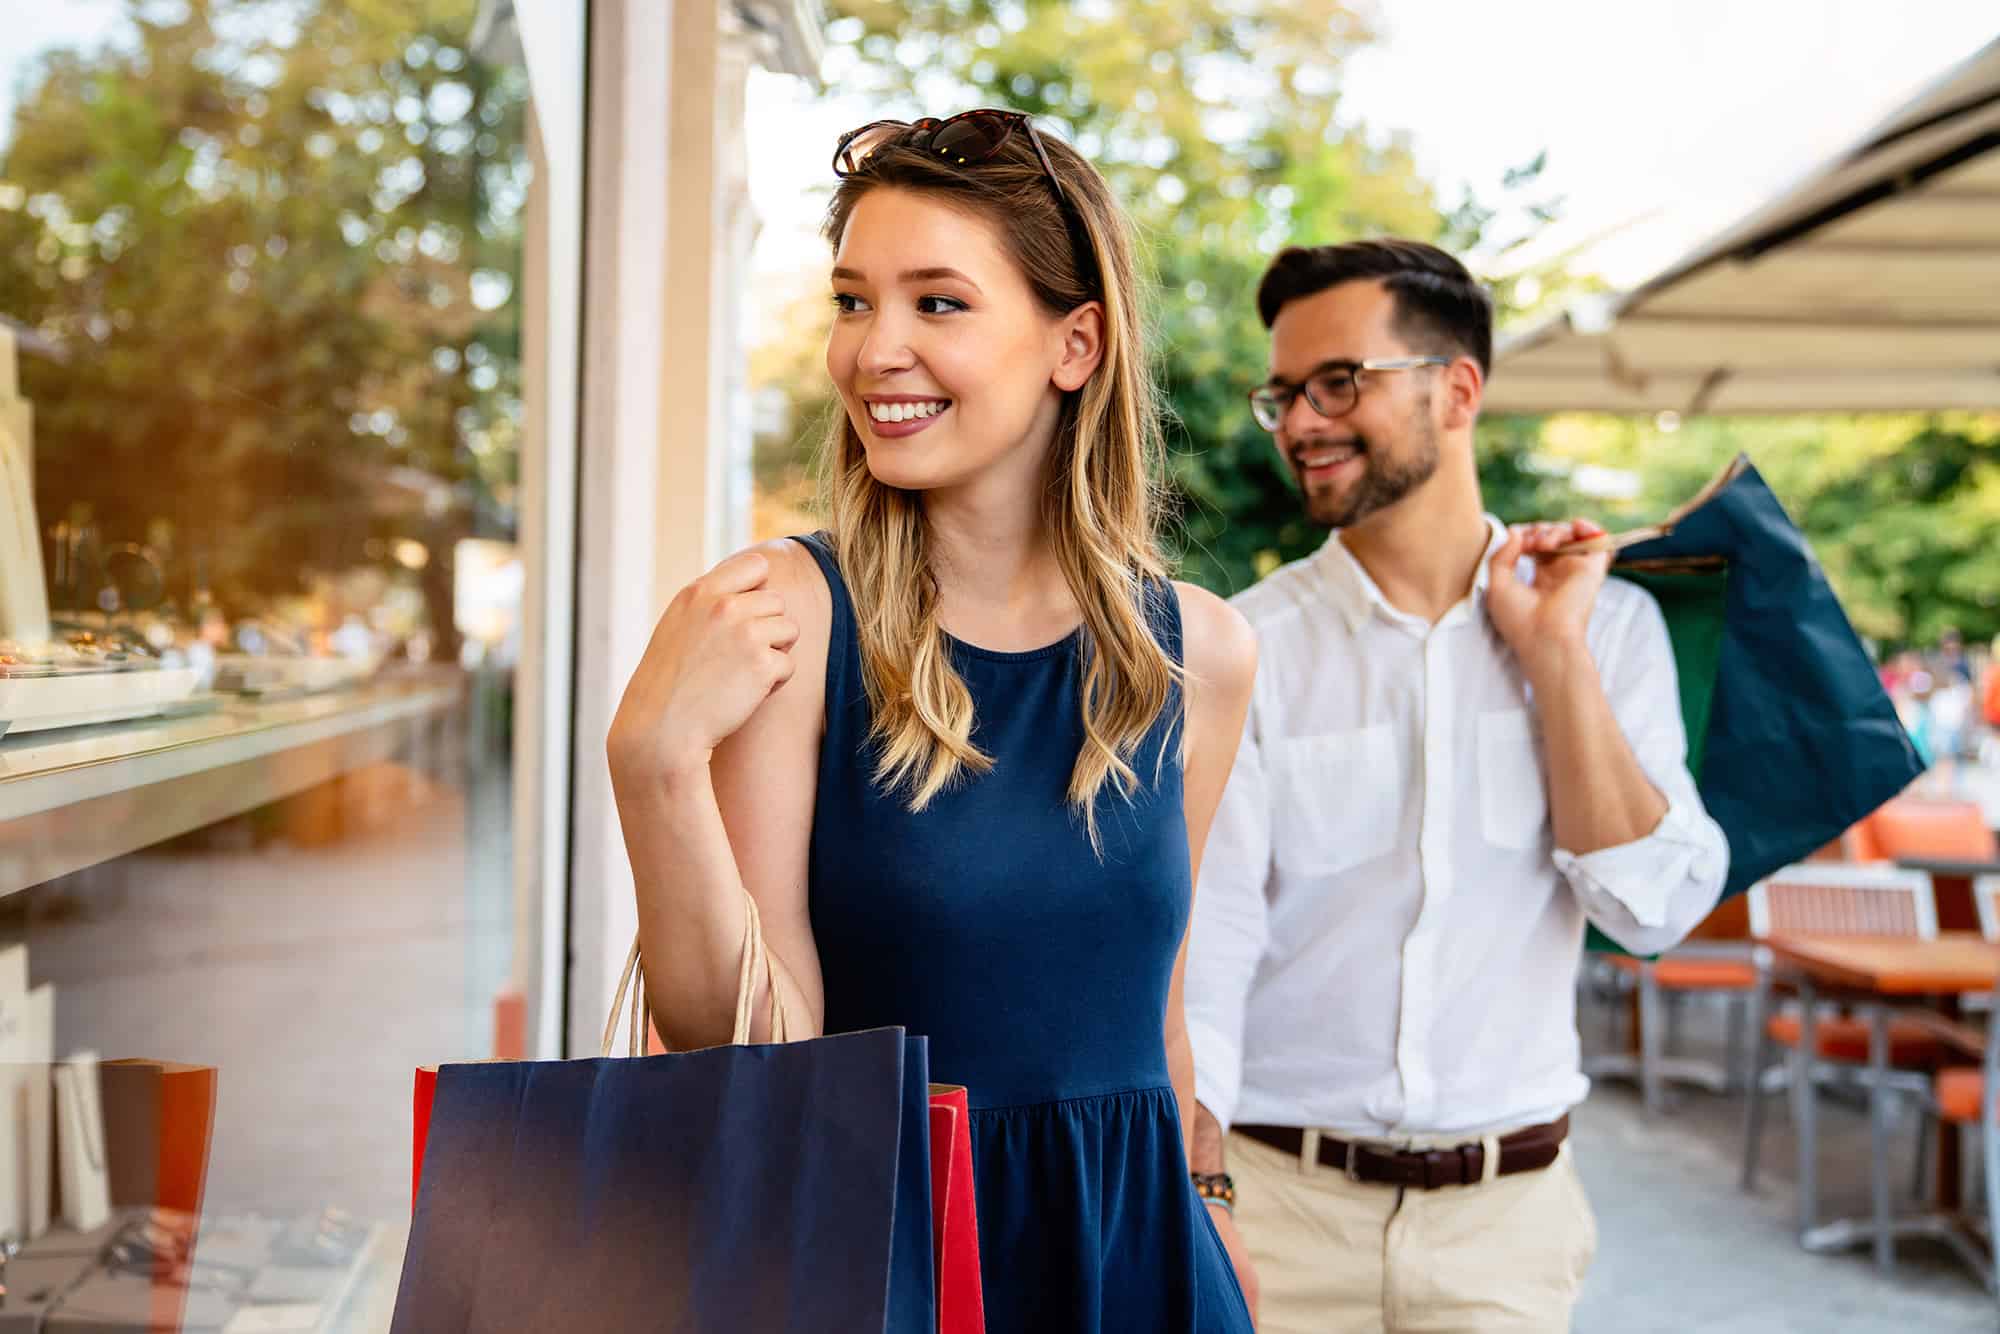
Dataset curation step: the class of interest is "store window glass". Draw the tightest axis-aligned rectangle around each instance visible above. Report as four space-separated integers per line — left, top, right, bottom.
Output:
0 0 562 1324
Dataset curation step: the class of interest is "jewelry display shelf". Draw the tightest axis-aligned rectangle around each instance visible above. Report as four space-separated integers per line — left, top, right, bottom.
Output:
0 665 204 737
0 672 461 897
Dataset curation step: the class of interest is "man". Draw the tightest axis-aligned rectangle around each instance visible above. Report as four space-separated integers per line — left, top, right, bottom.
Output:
1185 239 1729 1332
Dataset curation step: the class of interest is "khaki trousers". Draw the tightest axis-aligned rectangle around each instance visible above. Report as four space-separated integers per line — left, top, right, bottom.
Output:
1229 1125 1597 1333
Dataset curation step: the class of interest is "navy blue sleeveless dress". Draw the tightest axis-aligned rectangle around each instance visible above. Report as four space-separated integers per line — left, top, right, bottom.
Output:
792 534 1252 1334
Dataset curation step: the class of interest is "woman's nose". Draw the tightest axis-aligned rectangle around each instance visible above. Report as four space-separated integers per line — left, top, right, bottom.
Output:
855 312 915 376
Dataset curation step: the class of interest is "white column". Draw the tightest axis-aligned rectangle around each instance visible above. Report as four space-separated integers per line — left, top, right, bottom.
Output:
567 0 820 1057
713 24 760 558
658 0 738 586
569 0 676 1058
473 0 586 1063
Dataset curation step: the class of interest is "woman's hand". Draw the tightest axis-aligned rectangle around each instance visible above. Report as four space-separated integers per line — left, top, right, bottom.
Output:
1210 1204 1260 1326
608 550 801 783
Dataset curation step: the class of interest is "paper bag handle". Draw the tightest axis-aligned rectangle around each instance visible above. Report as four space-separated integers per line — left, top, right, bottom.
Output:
602 891 792 1057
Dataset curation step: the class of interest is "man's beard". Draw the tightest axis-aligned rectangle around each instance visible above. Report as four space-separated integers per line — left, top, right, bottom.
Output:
1295 415 1440 528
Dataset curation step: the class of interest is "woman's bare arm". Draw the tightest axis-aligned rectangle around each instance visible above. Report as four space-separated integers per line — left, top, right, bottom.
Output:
608 539 831 1049
1166 582 1258 1156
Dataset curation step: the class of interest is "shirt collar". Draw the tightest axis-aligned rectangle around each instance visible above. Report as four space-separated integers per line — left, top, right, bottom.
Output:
1313 516 1510 634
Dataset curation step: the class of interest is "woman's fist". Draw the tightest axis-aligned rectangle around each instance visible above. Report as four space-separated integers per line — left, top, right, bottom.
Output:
607 550 801 782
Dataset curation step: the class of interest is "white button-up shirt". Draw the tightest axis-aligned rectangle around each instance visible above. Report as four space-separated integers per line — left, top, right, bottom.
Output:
1186 520 1730 1139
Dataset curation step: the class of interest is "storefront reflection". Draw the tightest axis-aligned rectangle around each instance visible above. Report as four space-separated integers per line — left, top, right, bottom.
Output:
0 1 547 1326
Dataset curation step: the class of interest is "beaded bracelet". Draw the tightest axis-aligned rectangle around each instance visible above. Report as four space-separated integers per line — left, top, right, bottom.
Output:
1191 1170 1235 1211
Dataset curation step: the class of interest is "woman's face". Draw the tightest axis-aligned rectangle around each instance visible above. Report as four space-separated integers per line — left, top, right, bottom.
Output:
827 187 1093 496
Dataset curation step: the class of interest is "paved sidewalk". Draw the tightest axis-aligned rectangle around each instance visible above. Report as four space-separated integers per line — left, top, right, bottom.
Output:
1574 996 1994 1332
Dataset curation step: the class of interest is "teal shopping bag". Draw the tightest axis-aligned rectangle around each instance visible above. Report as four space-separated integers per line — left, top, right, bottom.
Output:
1583 457 1923 953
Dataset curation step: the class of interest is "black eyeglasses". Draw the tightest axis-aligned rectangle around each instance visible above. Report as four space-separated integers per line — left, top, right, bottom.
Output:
1248 357 1449 432
833 109 1074 211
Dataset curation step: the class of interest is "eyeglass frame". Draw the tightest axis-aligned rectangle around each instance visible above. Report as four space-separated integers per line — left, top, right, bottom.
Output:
1247 356 1451 432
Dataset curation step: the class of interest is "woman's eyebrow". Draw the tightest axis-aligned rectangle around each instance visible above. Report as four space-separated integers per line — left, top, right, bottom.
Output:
830 265 982 294
900 267 981 291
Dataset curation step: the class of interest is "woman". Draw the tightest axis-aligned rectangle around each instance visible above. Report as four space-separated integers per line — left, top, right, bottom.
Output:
607 110 1257 1332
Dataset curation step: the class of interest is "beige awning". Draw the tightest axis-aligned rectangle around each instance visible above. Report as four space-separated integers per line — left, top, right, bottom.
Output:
1486 37 2000 416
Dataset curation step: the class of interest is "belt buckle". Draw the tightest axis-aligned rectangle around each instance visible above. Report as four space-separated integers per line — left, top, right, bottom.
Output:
1344 1140 1362 1184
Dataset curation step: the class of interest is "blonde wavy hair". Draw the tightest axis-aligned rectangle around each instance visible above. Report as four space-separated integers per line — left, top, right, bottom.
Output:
821 118 1181 843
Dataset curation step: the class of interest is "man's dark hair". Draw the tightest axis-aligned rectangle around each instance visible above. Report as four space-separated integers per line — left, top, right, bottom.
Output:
1255 239 1493 376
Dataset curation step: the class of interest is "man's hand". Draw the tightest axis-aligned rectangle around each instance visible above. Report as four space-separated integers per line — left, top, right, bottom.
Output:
1489 518 1674 861
1209 1203 1260 1327
1486 519 1612 687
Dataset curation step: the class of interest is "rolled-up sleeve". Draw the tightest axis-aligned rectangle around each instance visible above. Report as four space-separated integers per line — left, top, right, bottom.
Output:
1554 586 1731 956
1187 684 1274 1132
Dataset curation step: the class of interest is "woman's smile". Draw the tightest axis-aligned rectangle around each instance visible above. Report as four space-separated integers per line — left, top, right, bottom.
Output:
862 394 953 437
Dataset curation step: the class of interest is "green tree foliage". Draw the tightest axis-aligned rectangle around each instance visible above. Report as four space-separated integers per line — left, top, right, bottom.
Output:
0 0 527 631
1536 411 2000 649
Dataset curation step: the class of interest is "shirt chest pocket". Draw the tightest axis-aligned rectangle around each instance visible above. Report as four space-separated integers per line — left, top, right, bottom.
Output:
1270 726 1402 875
1477 707 1551 851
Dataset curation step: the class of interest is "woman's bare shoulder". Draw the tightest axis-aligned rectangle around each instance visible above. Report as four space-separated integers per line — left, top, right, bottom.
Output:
1171 580 1256 697
747 536 834 638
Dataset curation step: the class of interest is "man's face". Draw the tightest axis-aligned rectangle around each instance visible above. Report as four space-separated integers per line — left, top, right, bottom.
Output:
1264 279 1446 529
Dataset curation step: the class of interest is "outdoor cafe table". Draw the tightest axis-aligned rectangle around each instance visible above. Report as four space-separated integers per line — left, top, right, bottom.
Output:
1763 932 2000 1275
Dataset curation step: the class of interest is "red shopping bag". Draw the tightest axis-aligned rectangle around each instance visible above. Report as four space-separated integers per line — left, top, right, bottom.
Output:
927 1085 986 1334
412 1061 438 1208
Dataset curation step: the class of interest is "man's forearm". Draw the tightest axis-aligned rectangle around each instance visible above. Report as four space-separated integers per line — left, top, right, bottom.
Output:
1530 639 1668 855
1191 1100 1228 1175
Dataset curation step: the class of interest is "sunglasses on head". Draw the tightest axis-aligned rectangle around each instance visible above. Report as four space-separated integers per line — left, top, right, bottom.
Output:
832 109 1074 211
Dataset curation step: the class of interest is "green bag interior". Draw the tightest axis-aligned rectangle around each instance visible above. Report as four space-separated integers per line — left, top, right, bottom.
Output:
1582 565 1730 956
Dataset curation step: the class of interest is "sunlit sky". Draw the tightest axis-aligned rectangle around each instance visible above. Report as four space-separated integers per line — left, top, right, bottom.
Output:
744 2 1998 307
4 1 1994 320
0 1 131 135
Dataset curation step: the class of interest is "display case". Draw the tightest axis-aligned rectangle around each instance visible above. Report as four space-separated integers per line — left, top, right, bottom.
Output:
0 1 583 1326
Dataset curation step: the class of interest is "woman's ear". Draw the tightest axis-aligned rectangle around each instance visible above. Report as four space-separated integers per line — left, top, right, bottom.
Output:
1051 301 1106 392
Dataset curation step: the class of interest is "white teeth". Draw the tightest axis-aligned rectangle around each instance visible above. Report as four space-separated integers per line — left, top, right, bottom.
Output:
867 400 948 423
1301 447 1359 467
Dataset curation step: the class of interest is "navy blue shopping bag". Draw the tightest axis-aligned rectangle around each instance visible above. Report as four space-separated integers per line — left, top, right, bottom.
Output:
1615 456 1925 898
394 905 937 1333
1582 457 1925 954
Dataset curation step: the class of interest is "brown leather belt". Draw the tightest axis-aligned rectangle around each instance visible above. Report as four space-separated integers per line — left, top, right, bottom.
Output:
1234 1115 1569 1190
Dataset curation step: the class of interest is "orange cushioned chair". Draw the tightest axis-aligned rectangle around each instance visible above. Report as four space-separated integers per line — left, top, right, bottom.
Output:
1904 875 2000 1300
1586 896 1758 1115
